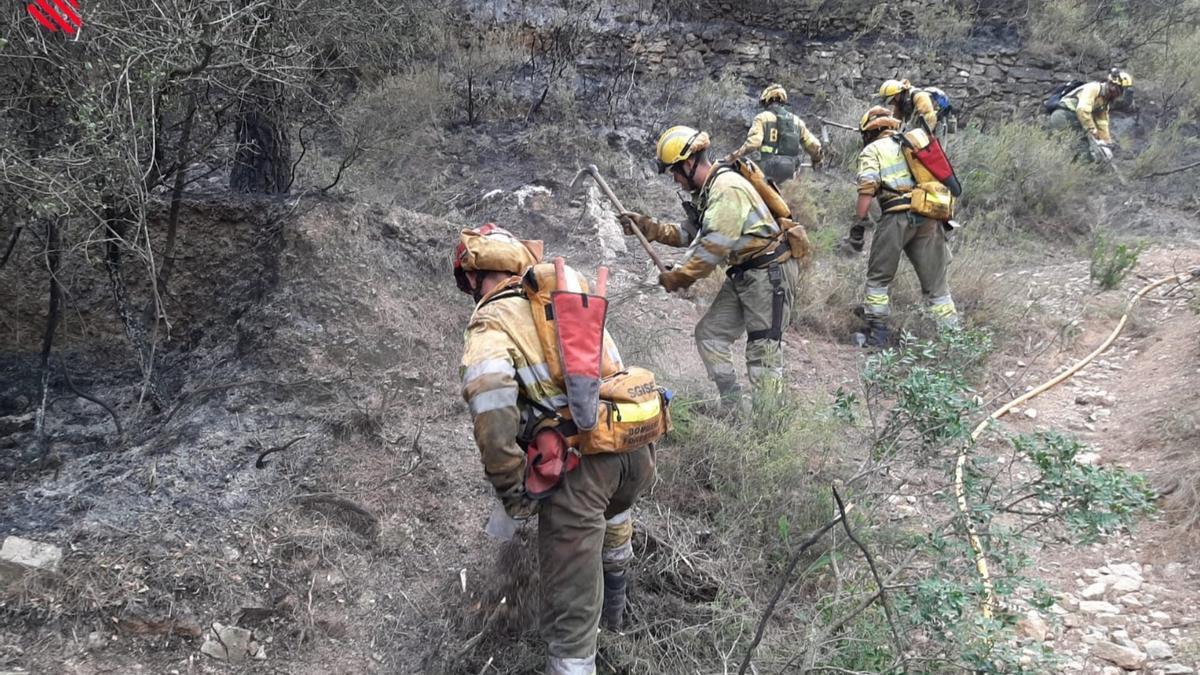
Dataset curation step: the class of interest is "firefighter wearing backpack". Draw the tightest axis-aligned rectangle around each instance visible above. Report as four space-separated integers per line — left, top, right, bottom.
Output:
722 84 823 184
1049 69 1133 161
852 107 958 347
879 79 954 136
454 225 657 675
620 125 803 409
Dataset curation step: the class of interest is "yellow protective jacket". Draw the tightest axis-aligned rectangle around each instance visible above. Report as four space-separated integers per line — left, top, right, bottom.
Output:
648 169 782 288
905 89 940 134
1060 81 1113 142
856 131 915 212
729 109 822 163
459 280 624 510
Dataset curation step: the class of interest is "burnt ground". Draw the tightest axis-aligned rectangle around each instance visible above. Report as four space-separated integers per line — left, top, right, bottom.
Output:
1 161 1199 675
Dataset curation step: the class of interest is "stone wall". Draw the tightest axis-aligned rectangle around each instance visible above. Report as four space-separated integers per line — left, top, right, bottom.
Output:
574 20 1105 121
483 0 1109 122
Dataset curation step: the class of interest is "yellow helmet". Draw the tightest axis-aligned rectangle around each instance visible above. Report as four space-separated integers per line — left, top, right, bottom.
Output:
655 125 711 173
760 83 788 105
453 224 543 294
859 105 901 134
1107 68 1133 89
878 78 911 101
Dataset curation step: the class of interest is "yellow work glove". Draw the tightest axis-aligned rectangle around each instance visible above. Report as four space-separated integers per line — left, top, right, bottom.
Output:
658 268 690 292
619 211 657 239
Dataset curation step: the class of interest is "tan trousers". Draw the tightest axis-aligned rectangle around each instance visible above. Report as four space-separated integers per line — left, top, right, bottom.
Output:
863 211 956 324
694 258 800 394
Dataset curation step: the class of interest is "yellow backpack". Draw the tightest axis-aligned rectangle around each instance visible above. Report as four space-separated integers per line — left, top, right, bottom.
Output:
729 159 813 261
518 262 672 455
896 129 956 221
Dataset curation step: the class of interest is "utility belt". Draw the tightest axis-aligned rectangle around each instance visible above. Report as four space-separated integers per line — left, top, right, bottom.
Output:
725 239 791 280
879 194 913 214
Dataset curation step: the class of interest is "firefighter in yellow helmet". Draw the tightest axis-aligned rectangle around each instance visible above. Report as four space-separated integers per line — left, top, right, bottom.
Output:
721 83 823 183
620 125 801 409
454 224 655 675
1049 68 1133 162
879 78 954 136
852 107 958 346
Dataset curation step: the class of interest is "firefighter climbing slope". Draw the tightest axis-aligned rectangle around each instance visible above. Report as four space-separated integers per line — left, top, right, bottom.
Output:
620 125 811 411
455 225 664 675
1048 68 1133 162
723 83 823 184
852 107 960 347
879 78 956 137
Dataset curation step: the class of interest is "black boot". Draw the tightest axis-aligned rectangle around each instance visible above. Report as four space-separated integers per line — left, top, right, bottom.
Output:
853 320 892 348
600 571 628 631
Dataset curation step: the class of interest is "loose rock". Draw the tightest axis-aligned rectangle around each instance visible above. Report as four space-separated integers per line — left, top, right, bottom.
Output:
1079 600 1120 614
1143 639 1172 660
0 536 63 585
200 622 258 663
1092 641 1146 670
1016 610 1050 642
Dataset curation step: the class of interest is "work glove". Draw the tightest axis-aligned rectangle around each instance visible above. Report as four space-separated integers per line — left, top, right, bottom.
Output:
658 268 690 293
811 149 824 170
619 211 657 239
495 482 540 520
844 221 866 253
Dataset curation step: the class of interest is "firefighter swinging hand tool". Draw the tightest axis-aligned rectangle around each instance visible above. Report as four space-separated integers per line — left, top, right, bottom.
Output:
571 164 669 273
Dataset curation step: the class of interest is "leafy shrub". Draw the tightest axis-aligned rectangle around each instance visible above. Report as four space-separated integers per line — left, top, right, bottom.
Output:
1089 234 1145 289
952 122 1097 235
1011 432 1157 541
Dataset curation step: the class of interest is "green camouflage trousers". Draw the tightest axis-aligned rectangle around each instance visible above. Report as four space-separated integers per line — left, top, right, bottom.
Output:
863 211 957 324
695 257 800 394
540 446 656 675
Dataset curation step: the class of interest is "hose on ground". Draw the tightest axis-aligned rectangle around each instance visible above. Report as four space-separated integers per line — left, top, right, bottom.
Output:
955 266 1200 619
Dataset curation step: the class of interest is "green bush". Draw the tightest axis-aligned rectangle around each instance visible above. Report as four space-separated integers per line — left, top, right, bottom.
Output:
1089 234 1145 289
952 122 1097 235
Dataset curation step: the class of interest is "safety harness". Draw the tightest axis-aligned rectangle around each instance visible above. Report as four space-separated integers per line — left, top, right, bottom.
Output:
761 104 802 157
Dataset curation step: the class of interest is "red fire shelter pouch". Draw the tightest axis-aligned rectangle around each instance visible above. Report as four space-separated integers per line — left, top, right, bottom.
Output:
524 428 579 499
901 129 962 197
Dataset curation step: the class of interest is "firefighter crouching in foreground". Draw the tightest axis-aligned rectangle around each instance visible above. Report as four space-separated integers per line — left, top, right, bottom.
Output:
853 107 959 347
620 125 804 411
722 83 823 184
455 224 657 675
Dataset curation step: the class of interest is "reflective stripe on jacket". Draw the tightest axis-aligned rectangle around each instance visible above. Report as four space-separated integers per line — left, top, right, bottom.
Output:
659 169 782 288
856 131 915 211
460 284 623 495
733 109 822 162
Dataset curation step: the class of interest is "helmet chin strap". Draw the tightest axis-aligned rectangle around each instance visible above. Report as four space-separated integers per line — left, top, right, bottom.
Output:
471 271 487 303
684 158 701 192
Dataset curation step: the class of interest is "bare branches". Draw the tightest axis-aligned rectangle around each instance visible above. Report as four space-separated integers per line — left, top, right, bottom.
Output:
831 486 906 671
738 496 853 675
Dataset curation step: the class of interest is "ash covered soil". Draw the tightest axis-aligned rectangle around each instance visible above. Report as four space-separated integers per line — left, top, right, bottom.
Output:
1 173 1200 674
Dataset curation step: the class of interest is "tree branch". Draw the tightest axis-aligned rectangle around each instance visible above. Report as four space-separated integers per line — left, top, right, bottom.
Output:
738 495 852 675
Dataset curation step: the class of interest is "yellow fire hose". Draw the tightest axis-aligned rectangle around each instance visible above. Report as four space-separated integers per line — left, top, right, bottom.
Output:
955 266 1200 619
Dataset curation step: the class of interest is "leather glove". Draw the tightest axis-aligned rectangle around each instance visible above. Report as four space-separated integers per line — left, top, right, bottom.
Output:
496 482 539 519
811 149 823 170
619 211 656 238
658 268 690 293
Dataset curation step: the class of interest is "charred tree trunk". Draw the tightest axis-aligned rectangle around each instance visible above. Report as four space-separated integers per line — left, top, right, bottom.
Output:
103 205 166 412
229 91 290 194
34 218 62 446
